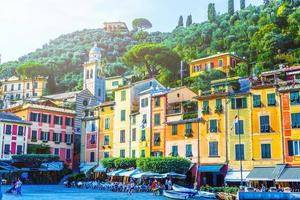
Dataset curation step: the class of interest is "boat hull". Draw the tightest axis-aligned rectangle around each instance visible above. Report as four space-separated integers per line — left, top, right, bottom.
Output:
163 190 189 200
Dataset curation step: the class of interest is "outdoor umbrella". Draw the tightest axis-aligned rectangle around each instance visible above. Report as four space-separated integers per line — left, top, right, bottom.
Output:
119 168 142 177
106 169 127 176
132 171 163 179
162 172 186 179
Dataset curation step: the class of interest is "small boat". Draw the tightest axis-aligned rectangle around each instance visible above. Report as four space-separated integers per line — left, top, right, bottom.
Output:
163 190 189 200
196 191 216 199
172 184 197 195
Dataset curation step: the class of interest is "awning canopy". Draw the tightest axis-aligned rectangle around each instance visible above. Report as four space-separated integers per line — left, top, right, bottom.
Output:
106 169 127 176
41 162 63 171
119 168 142 177
94 164 106 173
162 172 186 179
0 161 19 173
246 167 276 181
132 172 163 179
276 167 300 182
80 164 96 174
225 171 250 182
198 165 224 173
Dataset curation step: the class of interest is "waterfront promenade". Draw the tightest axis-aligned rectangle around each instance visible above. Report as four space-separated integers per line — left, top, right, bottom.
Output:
2 185 168 200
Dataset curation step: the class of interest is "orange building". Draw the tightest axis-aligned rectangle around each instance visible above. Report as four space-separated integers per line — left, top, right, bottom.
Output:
190 52 246 77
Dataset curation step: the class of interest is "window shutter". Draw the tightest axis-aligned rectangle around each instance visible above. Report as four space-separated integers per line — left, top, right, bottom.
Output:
53 133 56 141
288 141 294 156
231 98 235 109
242 98 247 108
30 113 34 121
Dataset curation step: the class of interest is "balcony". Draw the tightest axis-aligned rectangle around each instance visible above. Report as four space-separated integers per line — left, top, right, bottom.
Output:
183 112 198 120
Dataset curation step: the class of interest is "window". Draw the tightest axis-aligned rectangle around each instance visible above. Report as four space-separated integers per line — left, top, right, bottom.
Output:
185 122 192 136
292 113 300 128
142 114 147 124
30 112 40 122
235 120 244 135
65 117 73 126
54 116 62 125
90 152 95 162
140 149 145 157
186 144 192 157
141 130 146 141
26 83 30 89
16 94 21 99
104 135 109 145
54 148 59 155
132 150 136 158
66 149 71 161
86 70 89 79
121 90 126 101
112 81 119 86
4 144 10 154
260 116 270 133
290 91 300 105
104 152 109 158
210 120 217 133
120 149 125 158
18 83 21 90
42 114 51 123
231 97 247 109
205 63 211 72
203 100 209 113
172 124 178 135
4 85 7 92
41 132 49 141
267 93 276 106
5 125 11 135
235 144 245 160
91 121 96 132
132 115 136 125
65 134 72 144
218 59 223 67
154 113 161 126
120 110 126 121
253 95 261 107
261 144 271 159
104 118 110 129
26 93 29 98
289 141 300 156
31 130 37 141
154 133 160 146
231 59 236 68
120 130 125 143
155 97 160 107
90 134 96 144
98 88 101 97
33 92 37 97
141 98 148 107
209 142 218 157
90 69 93 79
11 84 14 91
53 133 61 143
132 128 136 141
216 99 222 109
172 145 178 156
17 145 22 154
17 126 23 136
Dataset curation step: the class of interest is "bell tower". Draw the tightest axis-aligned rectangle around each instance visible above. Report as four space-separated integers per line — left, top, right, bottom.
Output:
83 43 105 103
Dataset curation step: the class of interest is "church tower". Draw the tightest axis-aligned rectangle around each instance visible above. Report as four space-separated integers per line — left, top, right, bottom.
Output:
83 43 105 103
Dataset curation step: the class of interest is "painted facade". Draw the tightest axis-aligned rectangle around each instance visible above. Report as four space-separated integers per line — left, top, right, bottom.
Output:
0 113 31 160
190 53 246 77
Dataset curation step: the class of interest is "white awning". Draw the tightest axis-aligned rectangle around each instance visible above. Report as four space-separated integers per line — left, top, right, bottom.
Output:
80 164 96 174
119 169 142 177
41 162 63 171
106 169 127 176
225 171 250 182
94 164 106 173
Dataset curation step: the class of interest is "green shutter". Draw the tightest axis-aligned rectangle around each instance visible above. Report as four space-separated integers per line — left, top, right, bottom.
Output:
231 98 236 109
242 97 247 108
288 141 294 156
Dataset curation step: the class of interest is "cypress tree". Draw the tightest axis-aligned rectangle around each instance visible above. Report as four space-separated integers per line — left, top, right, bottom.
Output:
186 15 193 27
208 3 216 22
177 16 184 27
240 0 245 9
228 0 235 16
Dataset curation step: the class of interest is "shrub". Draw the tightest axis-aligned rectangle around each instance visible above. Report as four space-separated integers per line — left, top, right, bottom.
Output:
68 173 86 182
100 158 118 170
114 158 136 169
12 154 59 168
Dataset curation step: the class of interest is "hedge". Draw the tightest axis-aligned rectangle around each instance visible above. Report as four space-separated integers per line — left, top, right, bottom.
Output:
114 158 136 169
100 158 118 169
12 154 60 168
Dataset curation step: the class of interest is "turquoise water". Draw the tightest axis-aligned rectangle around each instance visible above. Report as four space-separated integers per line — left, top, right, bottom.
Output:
1 185 168 200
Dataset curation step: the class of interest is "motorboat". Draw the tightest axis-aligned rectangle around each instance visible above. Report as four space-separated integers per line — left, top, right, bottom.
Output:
196 191 216 199
172 184 197 195
162 190 189 200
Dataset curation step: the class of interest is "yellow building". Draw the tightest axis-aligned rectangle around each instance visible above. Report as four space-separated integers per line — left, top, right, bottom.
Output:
250 84 283 167
105 76 126 101
0 76 47 101
98 102 115 159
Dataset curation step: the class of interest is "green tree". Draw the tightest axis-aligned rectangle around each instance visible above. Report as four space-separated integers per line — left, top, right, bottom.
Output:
186 15 193 27
177 16 184 27
132 18 152 31
16 62 50 96
208 3 216 22
228 0 235 16
122 43 181 80
240 0 246 9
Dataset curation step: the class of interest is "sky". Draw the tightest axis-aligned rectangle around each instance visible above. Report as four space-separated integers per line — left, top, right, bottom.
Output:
0 0 262 63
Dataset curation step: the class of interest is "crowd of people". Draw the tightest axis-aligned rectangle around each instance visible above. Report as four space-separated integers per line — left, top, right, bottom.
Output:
64 178 174 195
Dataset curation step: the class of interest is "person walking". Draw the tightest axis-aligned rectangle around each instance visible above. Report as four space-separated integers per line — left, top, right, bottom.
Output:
151 179 157 196
15 178 22 195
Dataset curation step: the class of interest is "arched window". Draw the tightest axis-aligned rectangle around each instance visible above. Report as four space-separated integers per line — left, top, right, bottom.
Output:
86 70 89 79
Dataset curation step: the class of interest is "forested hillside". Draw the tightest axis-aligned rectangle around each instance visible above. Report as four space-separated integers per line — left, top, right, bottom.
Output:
0 0 299 94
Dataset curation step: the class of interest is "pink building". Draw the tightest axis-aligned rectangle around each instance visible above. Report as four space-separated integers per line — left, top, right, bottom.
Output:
4 101 76 169
0 112 31 160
